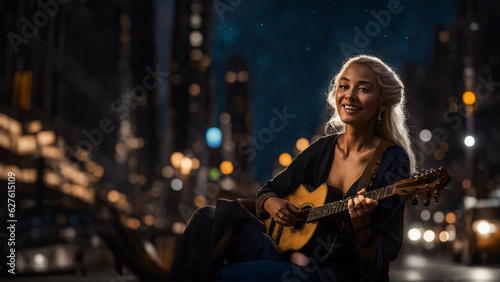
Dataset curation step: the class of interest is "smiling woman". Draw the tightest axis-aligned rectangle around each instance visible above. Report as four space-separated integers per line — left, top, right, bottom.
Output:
326 55 416 173
169 54 417 281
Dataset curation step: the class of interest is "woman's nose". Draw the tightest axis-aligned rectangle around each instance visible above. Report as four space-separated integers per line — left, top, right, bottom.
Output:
344 88 357 100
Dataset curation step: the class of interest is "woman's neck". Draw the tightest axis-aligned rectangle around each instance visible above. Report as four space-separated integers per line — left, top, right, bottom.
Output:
339 124 381 156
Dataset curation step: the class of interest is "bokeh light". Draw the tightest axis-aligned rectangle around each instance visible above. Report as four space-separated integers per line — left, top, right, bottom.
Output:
408 228 421 241
464 135 475 147
279 153 292 166
295 138 310 152
170 152 184 168
423 230 435 242
171 178 183 191
220 161 234 175
462 91 476 105
206 127 222 148
209 167 221 181
419 129 432 142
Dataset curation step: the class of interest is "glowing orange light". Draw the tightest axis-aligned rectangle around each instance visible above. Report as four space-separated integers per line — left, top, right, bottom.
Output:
170 152 184 168
279 153 292 167
462 91 476 105
220 161 234 175
107 190 120 202
192 158 200 170
144 215 155 226
194 195 207 207
126 218 141 229
445 212 456 224
296 138 310 152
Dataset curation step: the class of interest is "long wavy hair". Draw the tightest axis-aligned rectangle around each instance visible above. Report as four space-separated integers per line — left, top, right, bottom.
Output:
325 55 416 173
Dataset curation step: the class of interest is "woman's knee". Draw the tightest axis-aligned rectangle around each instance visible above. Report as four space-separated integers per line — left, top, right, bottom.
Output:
188 206 215 225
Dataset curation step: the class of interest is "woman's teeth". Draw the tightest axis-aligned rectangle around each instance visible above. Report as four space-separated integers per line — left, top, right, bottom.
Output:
344 105 361 110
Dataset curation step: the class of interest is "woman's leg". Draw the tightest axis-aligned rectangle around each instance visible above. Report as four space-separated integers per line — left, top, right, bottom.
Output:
219 260 320 281
168 206 215 281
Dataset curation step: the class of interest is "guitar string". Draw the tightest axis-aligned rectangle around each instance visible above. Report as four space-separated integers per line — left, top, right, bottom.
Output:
298 186 394 221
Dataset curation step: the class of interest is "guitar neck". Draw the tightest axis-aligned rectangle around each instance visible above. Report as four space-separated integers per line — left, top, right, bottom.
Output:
306 184 395 222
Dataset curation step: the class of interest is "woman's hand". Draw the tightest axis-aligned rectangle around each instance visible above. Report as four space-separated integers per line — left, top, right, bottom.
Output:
263 197 300 227
348 188 378 230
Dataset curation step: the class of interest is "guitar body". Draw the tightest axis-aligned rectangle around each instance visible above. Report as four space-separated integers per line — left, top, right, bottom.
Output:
262 184 345 261
261 169 452 261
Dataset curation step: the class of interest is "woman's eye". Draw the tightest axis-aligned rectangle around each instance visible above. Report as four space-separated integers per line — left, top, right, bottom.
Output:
339 85 348 89
359 87 369 92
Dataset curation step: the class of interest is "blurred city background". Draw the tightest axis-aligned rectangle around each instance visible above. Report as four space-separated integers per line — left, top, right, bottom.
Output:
0 0 499 281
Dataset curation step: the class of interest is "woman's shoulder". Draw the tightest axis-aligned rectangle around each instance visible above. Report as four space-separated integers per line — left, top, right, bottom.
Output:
295 134 338 160
310 134 339 147
385 144 407 156
381 142 409 166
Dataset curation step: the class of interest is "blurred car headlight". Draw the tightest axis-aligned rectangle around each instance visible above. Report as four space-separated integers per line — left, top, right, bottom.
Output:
473 220 498 236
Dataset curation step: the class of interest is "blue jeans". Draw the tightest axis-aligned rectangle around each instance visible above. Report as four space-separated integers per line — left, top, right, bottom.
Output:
219 260 320 281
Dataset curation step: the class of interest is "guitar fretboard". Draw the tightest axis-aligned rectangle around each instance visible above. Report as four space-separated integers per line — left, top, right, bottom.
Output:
306 184 395 222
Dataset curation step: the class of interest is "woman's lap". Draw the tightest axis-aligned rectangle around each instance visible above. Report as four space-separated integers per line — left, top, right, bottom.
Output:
219 260 320 281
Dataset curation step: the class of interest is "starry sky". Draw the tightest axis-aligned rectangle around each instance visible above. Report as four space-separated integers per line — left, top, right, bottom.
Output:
210 0 457 185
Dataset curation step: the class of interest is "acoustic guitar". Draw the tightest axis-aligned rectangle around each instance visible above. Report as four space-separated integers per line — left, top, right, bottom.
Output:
262 168 452 261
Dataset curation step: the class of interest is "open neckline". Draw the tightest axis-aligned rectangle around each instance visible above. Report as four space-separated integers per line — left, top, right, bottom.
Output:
324 135 384 197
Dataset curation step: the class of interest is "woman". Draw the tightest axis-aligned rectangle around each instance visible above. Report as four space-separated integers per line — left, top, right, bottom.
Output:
170 55 415 281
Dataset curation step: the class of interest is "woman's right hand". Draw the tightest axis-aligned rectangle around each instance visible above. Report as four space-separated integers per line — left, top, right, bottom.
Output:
263 197 300 227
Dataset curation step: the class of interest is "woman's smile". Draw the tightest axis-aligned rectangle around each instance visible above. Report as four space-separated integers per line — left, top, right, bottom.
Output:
335 63 381 126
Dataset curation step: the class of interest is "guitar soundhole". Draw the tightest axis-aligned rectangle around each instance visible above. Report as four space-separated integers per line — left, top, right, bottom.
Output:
291 205 312 232
292 219 305 231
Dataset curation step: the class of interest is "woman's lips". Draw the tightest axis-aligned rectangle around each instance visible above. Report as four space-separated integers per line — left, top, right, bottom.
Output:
342 104 362 114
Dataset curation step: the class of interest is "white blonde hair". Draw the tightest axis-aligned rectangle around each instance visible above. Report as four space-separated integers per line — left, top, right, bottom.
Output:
326 55 416 173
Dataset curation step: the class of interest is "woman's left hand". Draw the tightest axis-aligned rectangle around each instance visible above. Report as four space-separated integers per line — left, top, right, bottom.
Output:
348 188 378 230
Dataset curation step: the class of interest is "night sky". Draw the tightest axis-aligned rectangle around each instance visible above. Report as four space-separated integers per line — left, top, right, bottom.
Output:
211 0 456 185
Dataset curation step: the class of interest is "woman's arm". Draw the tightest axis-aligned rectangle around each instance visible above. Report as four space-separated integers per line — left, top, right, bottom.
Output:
360 147 410 279
255 136 331 218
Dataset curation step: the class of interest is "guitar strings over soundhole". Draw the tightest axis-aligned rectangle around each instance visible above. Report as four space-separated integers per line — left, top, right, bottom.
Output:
293 205 313 232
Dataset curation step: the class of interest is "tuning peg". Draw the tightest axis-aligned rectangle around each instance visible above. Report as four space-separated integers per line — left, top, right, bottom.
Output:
425 184 429 189
411 195 418 206
423 199 430 206
434 190 440 204
438 166 442 171
443 186 447 190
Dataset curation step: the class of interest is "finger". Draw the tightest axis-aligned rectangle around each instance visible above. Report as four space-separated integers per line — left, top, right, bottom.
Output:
348 198 356 213
358 195 370 210
357 188 367 195
358 194 366 204
281 208 297 221
286 202 301 216
277 212 290 222
353 197 362 207
274 215 290 226
365 197 371 205
348 198 354 209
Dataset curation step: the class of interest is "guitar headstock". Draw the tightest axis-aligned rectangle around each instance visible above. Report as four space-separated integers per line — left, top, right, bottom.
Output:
393 167 451 206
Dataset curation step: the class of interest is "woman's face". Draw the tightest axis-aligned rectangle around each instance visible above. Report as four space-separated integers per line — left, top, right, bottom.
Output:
335 63 382 127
